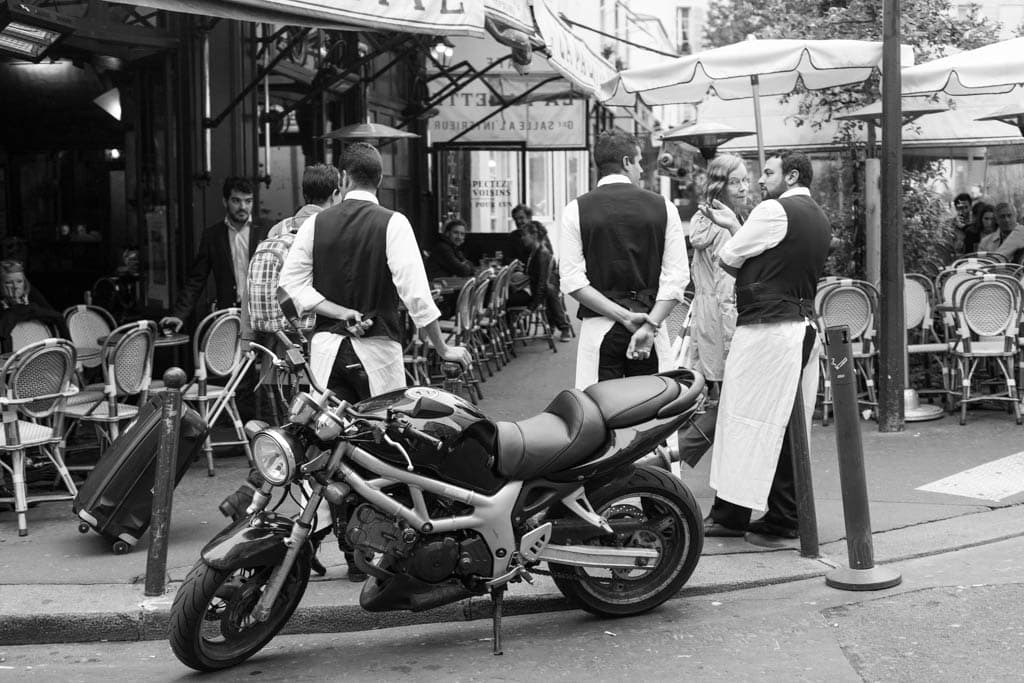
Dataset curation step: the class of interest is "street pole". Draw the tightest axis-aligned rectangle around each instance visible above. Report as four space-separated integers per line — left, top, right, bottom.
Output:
145 367 187 597
878 0 905 433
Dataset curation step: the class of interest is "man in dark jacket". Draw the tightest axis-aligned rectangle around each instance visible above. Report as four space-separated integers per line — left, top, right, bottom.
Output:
160 176 270 332
426 218 475 279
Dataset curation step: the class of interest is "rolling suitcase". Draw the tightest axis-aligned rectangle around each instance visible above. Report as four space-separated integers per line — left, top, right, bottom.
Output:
73 392 207 554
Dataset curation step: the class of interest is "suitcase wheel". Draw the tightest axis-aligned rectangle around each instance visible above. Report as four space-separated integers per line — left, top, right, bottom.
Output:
78 523 91 534
112 541 131 555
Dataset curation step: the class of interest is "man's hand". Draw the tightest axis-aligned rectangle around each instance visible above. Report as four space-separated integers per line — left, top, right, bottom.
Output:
439 344 473 369
699 199 742 234
626 321 657 361
159 316 183 333
621 311 651 333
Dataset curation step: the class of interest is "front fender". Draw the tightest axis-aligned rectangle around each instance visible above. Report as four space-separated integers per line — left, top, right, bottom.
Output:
202 511 295 571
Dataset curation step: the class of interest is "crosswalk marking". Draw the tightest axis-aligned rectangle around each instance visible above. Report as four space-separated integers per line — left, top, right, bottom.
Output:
916 452 1024 502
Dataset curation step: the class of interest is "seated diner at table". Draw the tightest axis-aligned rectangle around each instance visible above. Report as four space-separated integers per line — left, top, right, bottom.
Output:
426 218 475 280
0 259 67 353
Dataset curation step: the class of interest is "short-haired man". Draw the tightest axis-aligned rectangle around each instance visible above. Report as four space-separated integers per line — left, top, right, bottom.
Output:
698 150 831 539
161 176 269 332
951 192 974 254
978 202 1024 262
280 142 471 402
559 130 689 388
505 204 534 266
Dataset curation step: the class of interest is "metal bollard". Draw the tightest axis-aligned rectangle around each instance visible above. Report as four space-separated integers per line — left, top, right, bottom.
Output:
145 367 187 597
823 326 902 591
787 383 819 558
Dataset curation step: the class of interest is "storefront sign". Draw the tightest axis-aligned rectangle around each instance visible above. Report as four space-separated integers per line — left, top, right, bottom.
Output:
469 176 514 213
112 0 487 36
533 0 617 98
430 78 586 148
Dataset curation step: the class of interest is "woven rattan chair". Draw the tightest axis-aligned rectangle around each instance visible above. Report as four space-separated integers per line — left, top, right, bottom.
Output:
0 339 78 536
63 304 115 370
62 320 156 454
11 320 54 349
665 294 694 368
941 275 1023 425
435 277 484 399
487 264 517 361
905 274 951 408
816 279 878 425
180 309 248 476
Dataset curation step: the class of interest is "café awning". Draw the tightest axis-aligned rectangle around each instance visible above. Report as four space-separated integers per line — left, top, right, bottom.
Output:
105 0 489 36
531 0 624 102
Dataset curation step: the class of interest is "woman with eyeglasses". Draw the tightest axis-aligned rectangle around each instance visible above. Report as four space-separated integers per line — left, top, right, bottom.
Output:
687 154 750 393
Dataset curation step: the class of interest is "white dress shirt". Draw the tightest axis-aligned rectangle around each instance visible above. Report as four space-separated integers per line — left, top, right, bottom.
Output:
225 219 250 292
719 187 811 269
279 190 441 395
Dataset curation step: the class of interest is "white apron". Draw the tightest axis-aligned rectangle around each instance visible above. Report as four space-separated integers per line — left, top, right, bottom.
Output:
309 331 407 398
575 317 672 390
709 321 819 511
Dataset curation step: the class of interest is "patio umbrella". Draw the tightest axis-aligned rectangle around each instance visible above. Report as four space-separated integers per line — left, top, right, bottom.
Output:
901 37 1024 96
599 38 913 169
321 122 420 143
660 121 755 160
976 100 1024 136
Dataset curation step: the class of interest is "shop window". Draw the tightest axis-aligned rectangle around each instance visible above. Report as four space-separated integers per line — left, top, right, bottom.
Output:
438 148 521 234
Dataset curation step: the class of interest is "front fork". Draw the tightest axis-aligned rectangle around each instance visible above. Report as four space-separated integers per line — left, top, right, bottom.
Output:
250 482 324 622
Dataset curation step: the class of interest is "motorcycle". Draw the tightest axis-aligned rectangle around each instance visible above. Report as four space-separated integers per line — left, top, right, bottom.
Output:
169 324 707 672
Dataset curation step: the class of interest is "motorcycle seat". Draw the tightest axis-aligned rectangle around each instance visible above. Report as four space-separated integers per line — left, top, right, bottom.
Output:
495 389 608 480
583 376 682 428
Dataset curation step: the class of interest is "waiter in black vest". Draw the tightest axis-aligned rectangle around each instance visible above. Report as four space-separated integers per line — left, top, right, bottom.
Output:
698 150 831 539
559 130 689 389
279 142 470 401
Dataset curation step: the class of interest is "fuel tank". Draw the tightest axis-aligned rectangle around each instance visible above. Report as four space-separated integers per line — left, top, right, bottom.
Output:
353 387 506 495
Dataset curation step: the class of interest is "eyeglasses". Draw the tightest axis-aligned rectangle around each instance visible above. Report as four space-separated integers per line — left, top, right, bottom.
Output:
727 177 750 187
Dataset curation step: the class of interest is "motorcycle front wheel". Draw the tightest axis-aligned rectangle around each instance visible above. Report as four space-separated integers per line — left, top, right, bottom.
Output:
551 464 703 617
169 553 311 672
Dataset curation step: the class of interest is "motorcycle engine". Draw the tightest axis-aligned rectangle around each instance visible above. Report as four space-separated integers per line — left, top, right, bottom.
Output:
346 504 492 584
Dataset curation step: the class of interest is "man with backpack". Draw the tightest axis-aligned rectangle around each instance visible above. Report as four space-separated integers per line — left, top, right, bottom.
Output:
242 163 343 343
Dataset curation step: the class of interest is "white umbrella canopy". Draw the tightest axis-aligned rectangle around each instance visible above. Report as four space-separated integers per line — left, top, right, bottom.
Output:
599 38 914 168
901 37 1024 96
976 99 1024 136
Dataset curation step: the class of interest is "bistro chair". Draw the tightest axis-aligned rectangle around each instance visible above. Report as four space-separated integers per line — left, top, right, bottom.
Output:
940 275 1023 425
905 274 951 408
665 294 694 369
179 309 248 476
62 320 156 456
486 264 517 361
0 339 78 536
11 320 54 350
63 304 115 371
816 279 878 425
436 277 484 402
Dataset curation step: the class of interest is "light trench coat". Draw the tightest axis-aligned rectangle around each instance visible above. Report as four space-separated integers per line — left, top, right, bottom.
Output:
709 320 819 511
687 213 737 382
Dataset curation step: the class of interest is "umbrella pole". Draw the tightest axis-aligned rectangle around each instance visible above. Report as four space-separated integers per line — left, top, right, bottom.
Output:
751 75 766 170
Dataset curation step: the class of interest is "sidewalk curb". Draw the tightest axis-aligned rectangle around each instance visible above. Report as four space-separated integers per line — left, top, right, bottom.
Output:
2 504 1022 647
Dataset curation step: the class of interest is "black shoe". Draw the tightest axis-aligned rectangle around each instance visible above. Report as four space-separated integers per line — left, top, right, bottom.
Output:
345 552 368 583
703 515 745 537
746 519 798 539
218 485 255 521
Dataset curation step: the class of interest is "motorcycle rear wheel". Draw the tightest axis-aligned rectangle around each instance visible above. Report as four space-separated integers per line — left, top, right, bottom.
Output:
169 553 311 672
551 464 703 617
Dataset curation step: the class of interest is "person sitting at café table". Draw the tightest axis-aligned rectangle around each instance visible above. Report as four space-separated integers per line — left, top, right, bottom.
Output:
978 202 1024 262
508 222 572 342
426 218 475 280
0 259 67 353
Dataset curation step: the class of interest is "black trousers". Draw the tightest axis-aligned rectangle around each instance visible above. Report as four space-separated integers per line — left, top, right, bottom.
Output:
598 323 659 381
710 324 817 531
326 338 372 403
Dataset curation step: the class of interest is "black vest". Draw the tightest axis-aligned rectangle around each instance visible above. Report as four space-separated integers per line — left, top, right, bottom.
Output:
576 182 667 318
734 193 831 327
311 199 403 343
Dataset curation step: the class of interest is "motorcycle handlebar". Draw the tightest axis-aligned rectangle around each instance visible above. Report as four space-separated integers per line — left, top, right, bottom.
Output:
396 422 443 450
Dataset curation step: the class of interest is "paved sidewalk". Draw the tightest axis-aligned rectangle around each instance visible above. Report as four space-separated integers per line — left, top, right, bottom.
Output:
2 330 1024 646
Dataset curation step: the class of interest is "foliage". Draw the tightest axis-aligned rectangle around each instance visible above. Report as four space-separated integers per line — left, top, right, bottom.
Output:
702 0 1001 276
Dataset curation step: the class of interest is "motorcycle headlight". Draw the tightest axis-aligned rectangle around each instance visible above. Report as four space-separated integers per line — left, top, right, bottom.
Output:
252 428 299 485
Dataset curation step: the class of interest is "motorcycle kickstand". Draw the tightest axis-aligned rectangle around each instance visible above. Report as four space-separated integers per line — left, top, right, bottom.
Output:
490 586 505 656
